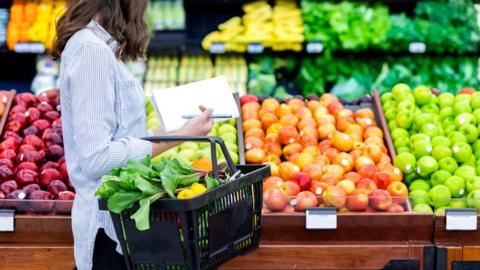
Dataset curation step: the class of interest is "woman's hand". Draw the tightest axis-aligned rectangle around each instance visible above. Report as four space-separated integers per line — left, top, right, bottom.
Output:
178 106 213 136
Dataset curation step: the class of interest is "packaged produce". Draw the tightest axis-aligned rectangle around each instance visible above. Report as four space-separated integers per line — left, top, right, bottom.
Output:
147 0 186 31
381 84 480 213
241 93 407 213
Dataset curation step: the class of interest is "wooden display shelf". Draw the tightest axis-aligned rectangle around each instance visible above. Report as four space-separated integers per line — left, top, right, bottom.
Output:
0 215 75 270
222 212 435 270
434 215 480 270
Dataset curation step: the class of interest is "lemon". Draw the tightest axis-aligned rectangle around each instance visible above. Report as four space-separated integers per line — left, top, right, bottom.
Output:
190 183 207 196
177 189 196 199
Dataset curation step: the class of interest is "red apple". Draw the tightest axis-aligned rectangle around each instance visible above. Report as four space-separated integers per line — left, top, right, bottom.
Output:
294 191 318 212
292 172 312 191
386 182 408 205
323 186 347 209
386 203 405 213
346 189 369 212
370 189 393 211
280 181 300 196
357 178 377 195
263 188 288 212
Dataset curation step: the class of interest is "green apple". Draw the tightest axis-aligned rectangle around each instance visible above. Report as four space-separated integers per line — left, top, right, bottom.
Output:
448 132 468 144
218 124 237 135
413 86 432 106
412 141 432 159
455 113 476 127
473 109 480 123
463 155 477 167
466 177 480 193
453 101 472 116
434 207 448 215
391 128 409 141
409 179 431 192
420 123 440 139
417 156 438 177
160 147 179 159
431 170 452 186
388 120 398 131
429 185 452 208
421 103 440 114
445 176 466 198
411 134 430 144
442 117 456 131
439 92 455 109
410 189 430 206
414 113 435 128
178 149 195 161
404 172 419 186
449 199 467 209
397 146 412 154
444 124 457 134
466 190 480 209
227 118 236 126
459 124 479 143
207 129 217 136
381 92 394 103
431 95 439 104
431 136 451 148
456 94 472 103
394 137 410 149
474 141 480 153
385 108 397 122
397 100 416 112
392 83 412 98
225 142 238 153
452 142 473 163
432 146 452 161
439 107 453 119
438 157 459 174
221 132 237 144
384 100 396 110
396 110 415 129
454 165 476 181
192 148 212 160
413 204 434 213
394 152 417 174
180 142 199 151
470 92 480 109
230 152 239 164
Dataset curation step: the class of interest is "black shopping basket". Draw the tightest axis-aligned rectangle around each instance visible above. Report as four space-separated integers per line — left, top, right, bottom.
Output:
99 136 270 270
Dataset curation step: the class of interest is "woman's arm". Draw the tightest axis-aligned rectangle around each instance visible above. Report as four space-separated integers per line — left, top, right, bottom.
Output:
67 42 154 180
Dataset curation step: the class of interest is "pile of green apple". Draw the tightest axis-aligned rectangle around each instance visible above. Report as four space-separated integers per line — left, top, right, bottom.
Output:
381 84 480 214
153 120 240 165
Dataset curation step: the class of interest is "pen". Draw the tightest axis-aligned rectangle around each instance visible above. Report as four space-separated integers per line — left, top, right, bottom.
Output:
182 114 233 119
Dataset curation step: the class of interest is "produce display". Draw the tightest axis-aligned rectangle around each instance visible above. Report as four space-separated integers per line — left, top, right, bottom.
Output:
96 155 230 230
381 84 480 214
301 0 480 54
147 0 185 31
0 8 8 47
240 93 407 213
31 55 60 95
0 90 75 208
7 0 66 51
202 0 304 52
145 55 247 94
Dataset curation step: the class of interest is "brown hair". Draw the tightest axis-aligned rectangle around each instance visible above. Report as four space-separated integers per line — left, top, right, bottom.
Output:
51 0 149 61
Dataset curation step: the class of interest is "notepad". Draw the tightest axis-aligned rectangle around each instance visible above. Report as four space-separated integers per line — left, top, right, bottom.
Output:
150 76 240 132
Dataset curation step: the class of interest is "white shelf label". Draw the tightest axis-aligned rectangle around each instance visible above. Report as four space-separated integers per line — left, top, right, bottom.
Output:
306 207 336 230
409 42 426 54
306 42 324 54
14 43 45 54
446 209 477 231
247 43 264 54
0 210 14 232
209 42 225 54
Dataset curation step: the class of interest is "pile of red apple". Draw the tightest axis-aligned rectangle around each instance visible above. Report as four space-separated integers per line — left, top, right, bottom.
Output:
240 93 409 213
0 90 75 210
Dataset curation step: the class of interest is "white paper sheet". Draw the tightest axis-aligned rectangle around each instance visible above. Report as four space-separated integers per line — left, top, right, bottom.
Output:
150 76 240 132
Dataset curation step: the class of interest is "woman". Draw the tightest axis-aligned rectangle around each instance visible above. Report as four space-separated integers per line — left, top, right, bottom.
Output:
52 1 213 269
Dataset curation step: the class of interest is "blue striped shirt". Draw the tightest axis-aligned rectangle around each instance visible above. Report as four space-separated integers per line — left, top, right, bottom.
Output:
58 20 152 270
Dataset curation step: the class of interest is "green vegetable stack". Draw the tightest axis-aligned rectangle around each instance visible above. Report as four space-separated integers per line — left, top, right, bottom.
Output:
96 156 228 231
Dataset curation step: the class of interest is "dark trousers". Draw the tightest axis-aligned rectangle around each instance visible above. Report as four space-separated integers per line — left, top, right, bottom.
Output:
72 228 127 270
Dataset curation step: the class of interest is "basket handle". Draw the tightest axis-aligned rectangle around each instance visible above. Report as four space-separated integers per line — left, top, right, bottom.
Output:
142 136 238 179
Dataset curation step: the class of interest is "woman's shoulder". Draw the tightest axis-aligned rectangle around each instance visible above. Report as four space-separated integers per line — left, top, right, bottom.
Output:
62 29 114 62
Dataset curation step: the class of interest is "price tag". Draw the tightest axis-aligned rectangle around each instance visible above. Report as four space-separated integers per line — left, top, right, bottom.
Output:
409 42 426 54
209 42 225 54
446 208 477 231
14 43 45 54
247 43 264 54
0 209 14 232
306 42 324 54
306 207 337 230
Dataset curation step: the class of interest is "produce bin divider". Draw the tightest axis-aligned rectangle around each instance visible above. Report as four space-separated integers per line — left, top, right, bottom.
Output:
0 89 16 137
233 92 246 164
373 90 397 161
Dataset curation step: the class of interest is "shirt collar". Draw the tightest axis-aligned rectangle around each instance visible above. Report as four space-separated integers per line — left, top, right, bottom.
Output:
86 20 118 53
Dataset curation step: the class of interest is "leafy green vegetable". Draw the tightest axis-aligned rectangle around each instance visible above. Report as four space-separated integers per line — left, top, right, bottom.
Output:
108 191 143 214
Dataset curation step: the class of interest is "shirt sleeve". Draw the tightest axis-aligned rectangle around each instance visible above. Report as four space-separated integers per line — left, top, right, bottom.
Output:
66 42 152 180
